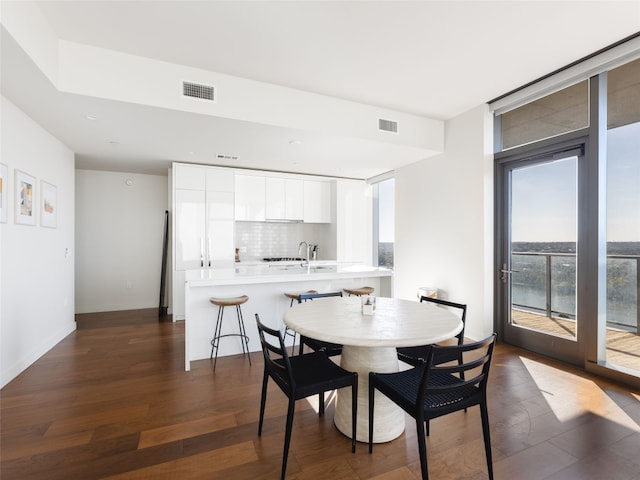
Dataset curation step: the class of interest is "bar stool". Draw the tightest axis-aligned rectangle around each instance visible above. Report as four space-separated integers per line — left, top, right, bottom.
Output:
282 290 318 350
209 295 251 371
284 289 318 307
343 286 375 296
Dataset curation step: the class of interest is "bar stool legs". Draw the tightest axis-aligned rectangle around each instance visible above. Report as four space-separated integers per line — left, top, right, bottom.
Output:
209 295 251 371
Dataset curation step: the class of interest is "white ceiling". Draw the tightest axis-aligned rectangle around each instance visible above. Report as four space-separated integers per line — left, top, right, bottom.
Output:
2 1 640 178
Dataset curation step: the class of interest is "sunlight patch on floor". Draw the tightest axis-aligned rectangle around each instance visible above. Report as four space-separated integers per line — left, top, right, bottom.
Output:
520 356 640 431
304 389 337 414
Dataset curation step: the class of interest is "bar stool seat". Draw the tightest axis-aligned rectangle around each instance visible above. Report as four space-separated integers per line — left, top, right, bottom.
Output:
209 295 251 371
284 290 318 307
343 286 375 296
283 290 318 350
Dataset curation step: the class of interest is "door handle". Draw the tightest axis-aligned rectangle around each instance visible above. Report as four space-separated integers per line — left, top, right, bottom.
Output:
500 263 519 283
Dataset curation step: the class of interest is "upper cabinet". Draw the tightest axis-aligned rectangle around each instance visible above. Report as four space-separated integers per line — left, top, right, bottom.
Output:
235 174 266 221
303 180 332 223
236 173 330 223
265 177 304 221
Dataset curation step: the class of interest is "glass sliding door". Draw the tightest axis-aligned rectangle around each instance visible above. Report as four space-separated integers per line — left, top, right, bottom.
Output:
497 146 584 365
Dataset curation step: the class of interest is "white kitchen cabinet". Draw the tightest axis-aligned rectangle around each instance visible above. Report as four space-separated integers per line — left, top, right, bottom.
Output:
235 174 266 221
175 163 206 190
265 177 303 221
174 189 234 268
303 180 331 223
173 163 235 319
175 169 235 269
175 189 206 270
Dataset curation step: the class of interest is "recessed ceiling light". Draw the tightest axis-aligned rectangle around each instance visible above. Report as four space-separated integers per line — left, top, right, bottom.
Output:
288 140 302 145
85 114 98 121
108 140 120 146
188 151 195 156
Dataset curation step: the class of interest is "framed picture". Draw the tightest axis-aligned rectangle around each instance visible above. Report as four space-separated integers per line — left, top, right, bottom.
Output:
0 163 7 223
15 169 36 226
41 180 57 228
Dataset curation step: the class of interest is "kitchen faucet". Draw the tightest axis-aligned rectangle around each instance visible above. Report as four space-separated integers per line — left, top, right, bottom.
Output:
298 241 310 264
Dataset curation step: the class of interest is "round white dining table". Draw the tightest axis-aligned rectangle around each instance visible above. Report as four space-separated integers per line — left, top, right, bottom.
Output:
283 296 463 443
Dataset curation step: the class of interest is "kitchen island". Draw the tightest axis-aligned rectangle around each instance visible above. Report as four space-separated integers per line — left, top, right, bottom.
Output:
183 262 393 370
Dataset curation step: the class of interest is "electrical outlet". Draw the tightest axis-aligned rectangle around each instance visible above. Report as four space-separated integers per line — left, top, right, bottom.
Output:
125 280 132 289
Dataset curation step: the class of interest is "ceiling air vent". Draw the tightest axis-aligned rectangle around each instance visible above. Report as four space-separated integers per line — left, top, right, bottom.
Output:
182 81 215 101
378 118 398 134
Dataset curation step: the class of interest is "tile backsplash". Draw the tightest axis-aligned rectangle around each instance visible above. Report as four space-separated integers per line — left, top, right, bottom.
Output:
235 222 333 261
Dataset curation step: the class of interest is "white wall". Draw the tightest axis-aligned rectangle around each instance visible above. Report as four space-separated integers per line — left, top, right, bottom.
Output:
75 170 168 313
394 105 494 340
1 96 76 388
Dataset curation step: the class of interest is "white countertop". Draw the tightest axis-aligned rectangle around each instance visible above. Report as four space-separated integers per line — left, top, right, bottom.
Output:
185 262 392 287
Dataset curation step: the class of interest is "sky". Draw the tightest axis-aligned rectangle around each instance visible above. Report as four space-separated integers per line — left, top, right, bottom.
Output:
376 122 638 245
511 121 639 243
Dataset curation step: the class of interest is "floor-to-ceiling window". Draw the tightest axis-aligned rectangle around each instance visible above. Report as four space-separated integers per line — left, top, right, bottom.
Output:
605 59 640 373
372 177 395 269
493 49 640 386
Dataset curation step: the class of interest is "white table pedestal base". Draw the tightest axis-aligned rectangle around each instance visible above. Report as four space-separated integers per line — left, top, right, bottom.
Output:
334 345 405 443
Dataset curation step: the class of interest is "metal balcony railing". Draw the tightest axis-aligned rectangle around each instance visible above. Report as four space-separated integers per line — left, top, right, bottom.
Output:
511 252 640 334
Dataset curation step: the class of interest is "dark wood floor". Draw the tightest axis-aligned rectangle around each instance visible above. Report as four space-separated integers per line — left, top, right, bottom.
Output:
2 309 640 479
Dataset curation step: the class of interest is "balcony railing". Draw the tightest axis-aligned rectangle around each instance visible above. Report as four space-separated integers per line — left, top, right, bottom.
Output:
511 252 640 333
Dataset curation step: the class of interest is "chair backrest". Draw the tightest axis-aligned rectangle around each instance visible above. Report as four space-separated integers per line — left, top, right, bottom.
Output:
418 333 496 405
419 296 467 344
255 314 294 391
297 291 343 302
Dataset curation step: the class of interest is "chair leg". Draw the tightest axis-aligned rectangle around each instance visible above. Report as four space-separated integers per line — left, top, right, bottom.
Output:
258 371 269 436
351 376 358 453
319 391 325 416
368 373 375 453
480 402 494 480
416 416 429 480
281 398 296 480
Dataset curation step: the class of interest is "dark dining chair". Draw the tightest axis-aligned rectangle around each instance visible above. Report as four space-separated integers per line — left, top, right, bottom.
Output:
369 334 497 480
296 291 344 356
397 296 467 367
255 314 357 480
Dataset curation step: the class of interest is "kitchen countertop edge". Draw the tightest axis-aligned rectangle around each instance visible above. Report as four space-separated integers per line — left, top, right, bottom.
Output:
185 264 393 287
